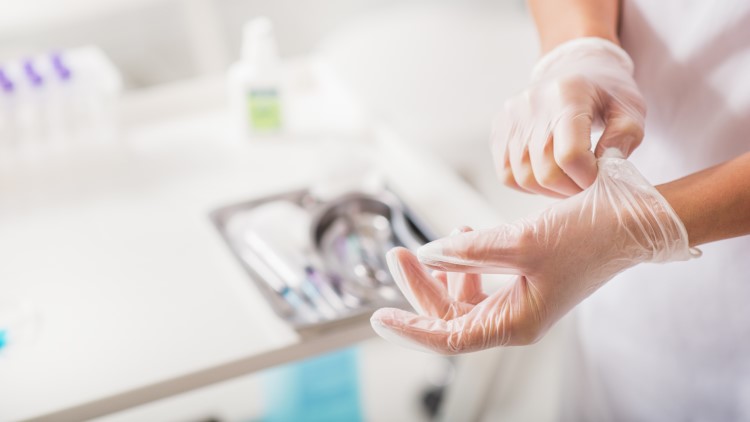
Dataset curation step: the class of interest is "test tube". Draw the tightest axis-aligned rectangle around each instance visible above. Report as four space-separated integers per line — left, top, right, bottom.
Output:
15 59 46 148
51 53 72 81
22 60 43 87
0 68 15 148
46 53 74 145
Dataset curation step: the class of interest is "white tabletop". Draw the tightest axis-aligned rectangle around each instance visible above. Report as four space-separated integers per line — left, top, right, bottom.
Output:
0 111 502 421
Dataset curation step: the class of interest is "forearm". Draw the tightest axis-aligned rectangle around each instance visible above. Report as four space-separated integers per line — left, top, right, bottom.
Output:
527 0 621 53
657 152 750 247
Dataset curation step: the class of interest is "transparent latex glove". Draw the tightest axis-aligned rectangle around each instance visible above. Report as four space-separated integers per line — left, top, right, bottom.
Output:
370 151 699 354
494 37 646 197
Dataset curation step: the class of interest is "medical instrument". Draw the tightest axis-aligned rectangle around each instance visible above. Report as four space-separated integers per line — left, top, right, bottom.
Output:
212 188 434 330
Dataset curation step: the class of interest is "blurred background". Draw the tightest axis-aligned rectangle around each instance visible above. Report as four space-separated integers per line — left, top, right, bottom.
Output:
0 0 552 210
0 1 564 421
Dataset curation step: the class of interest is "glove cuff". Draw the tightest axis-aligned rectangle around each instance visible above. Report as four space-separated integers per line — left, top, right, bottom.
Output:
650 188 703 261
597 154 701 263
531 37 635 82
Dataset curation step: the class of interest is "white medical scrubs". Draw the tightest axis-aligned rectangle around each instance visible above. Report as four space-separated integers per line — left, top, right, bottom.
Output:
563 2 750 420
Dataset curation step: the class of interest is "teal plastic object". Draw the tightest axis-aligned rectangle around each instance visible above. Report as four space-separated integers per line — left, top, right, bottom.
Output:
261 347 363 422
0 329 6 350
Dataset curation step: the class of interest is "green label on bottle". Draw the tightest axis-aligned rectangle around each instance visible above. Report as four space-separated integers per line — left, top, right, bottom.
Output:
248 88 282 131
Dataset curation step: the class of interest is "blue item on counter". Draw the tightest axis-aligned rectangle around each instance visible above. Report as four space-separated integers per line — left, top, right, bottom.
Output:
261 347 363 422
0 329 7 350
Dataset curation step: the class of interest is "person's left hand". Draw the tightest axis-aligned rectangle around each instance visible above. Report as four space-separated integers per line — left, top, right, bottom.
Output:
371 152 697 354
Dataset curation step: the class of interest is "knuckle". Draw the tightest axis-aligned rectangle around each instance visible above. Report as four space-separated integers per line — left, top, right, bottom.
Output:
535 163 560 189
555 145 584 170
554 74 590 95
611 112 644 134
499 166 516 187
516 170 537 190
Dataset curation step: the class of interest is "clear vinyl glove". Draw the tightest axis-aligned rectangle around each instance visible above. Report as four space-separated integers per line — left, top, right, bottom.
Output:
370 151 700 354
494 37 646 197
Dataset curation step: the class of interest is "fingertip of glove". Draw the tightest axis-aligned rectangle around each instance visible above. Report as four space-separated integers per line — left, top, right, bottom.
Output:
370 308 400 336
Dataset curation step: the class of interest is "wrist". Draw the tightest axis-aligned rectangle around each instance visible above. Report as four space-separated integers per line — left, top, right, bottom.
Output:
655 151 750 247
527 0 621 55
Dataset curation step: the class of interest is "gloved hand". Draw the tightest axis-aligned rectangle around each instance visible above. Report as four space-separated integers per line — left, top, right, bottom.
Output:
371 151 699 354
494 37 646 197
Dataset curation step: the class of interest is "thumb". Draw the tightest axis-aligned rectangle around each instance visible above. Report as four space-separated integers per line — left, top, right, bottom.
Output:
417 225 526 274
594 102 644 158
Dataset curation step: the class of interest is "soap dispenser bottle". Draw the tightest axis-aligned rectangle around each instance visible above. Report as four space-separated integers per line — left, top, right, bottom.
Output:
227 17 283 140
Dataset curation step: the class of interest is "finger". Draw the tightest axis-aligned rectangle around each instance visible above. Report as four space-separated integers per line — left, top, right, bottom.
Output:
431 270 448 290
500 142 526 193
594 101 645 158
371 307 455 354
371 307 488 354
492 110 527 193
372 286 517 354
446 226 485 303
371 308 489 354
372 277 542 353
528 132 581 197
508 132 561 196
386 247 453 318
552 111 598 189
448 272 485 304
417 225 527 274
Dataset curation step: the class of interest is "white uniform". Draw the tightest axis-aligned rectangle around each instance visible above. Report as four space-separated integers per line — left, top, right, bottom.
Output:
564 2 750 420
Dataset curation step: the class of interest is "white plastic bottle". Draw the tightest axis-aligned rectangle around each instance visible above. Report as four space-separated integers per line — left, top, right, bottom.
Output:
227 17 284 141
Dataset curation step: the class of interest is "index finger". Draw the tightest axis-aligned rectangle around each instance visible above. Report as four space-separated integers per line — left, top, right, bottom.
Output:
553 111 598 189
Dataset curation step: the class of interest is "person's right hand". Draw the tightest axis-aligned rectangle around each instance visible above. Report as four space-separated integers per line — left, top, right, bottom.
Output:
494 37 646 197
371 151 698 354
